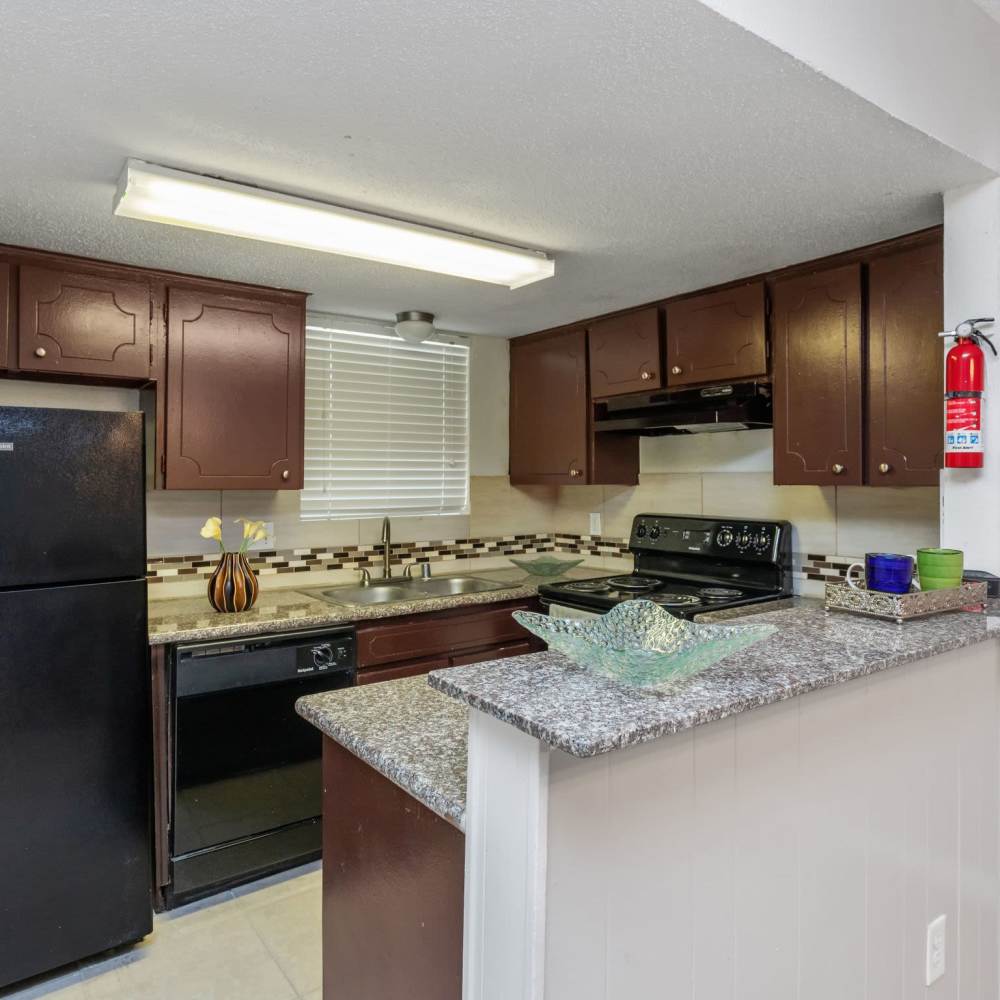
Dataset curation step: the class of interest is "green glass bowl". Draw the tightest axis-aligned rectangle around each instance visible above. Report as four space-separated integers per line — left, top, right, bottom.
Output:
509 556 585 577
513 600 777 689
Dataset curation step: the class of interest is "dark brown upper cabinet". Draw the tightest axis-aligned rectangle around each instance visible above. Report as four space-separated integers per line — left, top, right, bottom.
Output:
17 265 152 379
510 328 589 484
164 287 305 490
867 241 943 486
510 328 637 486
771 263 863 486
0 263 10 370
665 282 767 387
588 307 662 397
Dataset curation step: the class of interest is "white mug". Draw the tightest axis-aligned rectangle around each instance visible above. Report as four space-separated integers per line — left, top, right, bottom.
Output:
845 562 865 590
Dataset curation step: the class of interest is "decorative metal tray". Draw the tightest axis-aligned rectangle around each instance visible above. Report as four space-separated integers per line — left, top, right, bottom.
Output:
824 580 987 623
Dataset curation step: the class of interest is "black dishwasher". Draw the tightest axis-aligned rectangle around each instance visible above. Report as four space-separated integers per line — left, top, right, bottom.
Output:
167 627 356 907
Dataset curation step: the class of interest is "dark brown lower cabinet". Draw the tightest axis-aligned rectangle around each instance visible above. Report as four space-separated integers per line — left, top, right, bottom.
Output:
322 738 464 1000
0 262 10 370
867 241 943 485
771 263 864 485
356 656 451 686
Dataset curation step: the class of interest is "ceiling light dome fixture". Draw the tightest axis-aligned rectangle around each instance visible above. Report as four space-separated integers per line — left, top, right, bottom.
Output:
113 159 555 288
394 311 436 344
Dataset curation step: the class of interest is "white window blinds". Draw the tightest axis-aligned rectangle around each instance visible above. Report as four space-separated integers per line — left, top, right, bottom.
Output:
302 316 470 520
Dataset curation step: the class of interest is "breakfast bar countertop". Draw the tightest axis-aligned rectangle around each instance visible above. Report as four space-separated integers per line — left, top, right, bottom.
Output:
428 603 1000 758
296 674 469 830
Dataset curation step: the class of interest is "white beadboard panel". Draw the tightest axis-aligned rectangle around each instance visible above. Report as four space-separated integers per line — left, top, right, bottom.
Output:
523 643 1000 1000
732 698 801 1000
640 428 773 474
605 730 695 998
543 749 610 1000
691 717 737 1000
220 490 360 551
146 489 222 556
464 711 549 1000
835 486 940 559
601 473 703 539
796 682 868 1000
701 472 837 557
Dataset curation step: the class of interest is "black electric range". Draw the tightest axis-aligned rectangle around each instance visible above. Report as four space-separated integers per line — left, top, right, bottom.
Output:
539 514 793 619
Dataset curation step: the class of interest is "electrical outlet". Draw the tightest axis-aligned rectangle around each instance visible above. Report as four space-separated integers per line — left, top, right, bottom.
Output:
589 512 602 535
926 914 946 986
256 521 275 550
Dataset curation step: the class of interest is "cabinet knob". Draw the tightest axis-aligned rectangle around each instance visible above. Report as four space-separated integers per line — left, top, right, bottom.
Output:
832 463 845 475
640 370 654 381
569 468 583 478
878 462 892 474
671 365 682 375
34 347 47 358
281 470 290 481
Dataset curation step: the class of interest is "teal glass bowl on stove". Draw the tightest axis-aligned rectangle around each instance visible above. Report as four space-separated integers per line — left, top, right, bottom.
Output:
513 599 777 689
509 555 585 576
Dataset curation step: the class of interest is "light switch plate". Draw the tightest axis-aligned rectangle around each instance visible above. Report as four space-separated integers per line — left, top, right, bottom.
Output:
589 512 602 535
926 914 946 986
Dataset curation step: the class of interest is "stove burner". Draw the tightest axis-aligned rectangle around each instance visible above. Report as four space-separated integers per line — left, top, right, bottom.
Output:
648 593 702 607
607 575 659 592
564 579 613 593
698 587 743 602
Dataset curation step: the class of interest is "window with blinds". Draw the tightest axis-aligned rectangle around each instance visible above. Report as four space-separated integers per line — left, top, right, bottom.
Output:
302 316 470 520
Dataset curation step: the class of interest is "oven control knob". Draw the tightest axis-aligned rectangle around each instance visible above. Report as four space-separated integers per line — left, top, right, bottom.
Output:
649 525 661 540
311 644 335 668
735 529 752 551
635 523 647 538
754 529 771 552
716 527 734 548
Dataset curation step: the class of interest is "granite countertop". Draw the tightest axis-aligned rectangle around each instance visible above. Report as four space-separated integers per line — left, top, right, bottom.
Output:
428 603 1000 758
295 675 469 830
148 565 601 645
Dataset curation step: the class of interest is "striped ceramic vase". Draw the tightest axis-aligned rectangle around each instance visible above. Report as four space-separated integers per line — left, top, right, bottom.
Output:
207 552 260 613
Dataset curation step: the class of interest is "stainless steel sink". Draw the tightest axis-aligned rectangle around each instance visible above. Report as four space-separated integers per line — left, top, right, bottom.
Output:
414 576 505 597
310 575 507 607
317 584 414 606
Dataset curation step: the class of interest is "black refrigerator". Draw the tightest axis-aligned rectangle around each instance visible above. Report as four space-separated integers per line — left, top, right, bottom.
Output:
0 406 152 989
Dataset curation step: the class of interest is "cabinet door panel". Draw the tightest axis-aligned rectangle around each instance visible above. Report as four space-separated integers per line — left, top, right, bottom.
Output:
18 265 151 379
510 329 588 483
0 263 9 370
588 308 662 397
665 282 767 386
867 242 943 486
771 264 863 485
165 288 304 490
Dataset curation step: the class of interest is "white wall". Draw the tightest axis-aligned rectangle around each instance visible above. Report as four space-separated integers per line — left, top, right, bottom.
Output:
698 0 1000 173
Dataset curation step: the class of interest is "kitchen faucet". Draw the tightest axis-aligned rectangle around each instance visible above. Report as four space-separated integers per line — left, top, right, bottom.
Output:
380 516 391 581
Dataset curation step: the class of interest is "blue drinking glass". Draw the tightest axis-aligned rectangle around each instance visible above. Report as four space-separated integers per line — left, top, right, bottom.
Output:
864 552 914 594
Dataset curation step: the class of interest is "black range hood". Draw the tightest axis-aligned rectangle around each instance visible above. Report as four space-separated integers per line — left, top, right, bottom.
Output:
593 381 772 435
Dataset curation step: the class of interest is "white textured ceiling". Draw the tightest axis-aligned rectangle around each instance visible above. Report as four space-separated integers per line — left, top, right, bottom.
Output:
0 0 991 336
972 0 1000 22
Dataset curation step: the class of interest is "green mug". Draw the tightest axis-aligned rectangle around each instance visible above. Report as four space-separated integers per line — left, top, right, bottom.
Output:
916 548 964 591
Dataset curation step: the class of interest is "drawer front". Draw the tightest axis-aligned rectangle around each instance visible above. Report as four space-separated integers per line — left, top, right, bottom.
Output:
357 657 451 686
355 601 538 668
449 639 541 668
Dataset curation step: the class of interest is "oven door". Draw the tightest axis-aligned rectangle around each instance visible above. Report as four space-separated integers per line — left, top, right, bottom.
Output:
169 628 355 904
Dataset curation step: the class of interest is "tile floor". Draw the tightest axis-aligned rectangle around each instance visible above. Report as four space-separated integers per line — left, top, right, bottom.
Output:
0 862 321 1000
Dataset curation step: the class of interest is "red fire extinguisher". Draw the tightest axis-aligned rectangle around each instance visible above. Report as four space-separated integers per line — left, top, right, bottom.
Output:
943 318 996 469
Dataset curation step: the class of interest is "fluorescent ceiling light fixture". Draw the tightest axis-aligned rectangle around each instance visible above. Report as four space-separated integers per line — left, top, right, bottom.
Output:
113 159 554 289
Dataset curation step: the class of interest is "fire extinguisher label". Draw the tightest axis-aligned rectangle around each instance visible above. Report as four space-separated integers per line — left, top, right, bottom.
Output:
945 396 983 453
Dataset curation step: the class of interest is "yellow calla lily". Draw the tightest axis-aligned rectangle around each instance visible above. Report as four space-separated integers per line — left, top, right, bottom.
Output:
199 516 222 541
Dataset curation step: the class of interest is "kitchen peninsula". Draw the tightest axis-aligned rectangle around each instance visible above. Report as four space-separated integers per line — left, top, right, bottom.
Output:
299 603 1000 1000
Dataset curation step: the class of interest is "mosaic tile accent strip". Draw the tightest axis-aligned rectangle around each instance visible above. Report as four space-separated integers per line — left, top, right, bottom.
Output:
147 532 633 584
799 553 862 584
